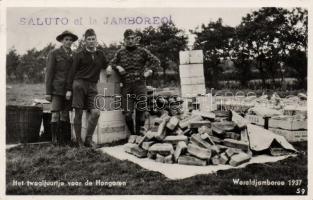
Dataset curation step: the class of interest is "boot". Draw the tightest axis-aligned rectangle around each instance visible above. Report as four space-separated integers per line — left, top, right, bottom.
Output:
74 123 84 148
84 114 99 149
84 136 98 149
125 114 135 135
60 121 71 146
50 122 58 145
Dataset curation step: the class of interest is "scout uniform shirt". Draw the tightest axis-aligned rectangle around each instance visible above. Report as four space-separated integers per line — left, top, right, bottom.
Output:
45 46 73 96
66 48 108 91
109 46 160 83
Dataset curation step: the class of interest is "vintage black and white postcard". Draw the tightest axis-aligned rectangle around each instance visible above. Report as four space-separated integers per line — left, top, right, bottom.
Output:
0 0 311 199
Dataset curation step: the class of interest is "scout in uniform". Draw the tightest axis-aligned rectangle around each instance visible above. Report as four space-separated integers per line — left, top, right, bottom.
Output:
45 30 78 145
107 29 160 136
66 29 108 148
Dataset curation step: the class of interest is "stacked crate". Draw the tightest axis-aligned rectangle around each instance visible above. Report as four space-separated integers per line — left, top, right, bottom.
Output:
179 50 206 97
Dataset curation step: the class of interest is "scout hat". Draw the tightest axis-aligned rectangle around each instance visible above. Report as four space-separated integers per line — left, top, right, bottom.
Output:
56 30 78 42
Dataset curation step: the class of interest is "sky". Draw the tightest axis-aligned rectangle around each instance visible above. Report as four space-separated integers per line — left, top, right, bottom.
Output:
7 7 255 54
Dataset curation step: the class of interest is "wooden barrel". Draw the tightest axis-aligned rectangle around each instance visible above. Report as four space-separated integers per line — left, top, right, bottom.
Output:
6 105 42 144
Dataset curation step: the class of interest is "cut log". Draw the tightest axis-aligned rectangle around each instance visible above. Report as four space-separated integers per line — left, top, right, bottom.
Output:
166 116 179 130
225 148 242 157
149 143 174 156
163 135 188 144
156 154 165 163
190 134 212 149
179 118 190 130
223 139 250 151
124 143 147 158
225 132 241 140
229 152 251 167
192 110 215 120
173 141 187 162
128 135 137 143
174 128 184 135
178 155 207 166
187 143 212 160
270 148 291 156
211 155 220 165
135 135 147 146
142 141 155 150
219 152 229 165
198 125 211 135
189 121 211 129
164 154 173 164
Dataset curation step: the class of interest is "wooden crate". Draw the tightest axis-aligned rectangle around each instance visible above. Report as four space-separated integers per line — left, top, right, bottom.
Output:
269 117 307 130
179 64 204 78
179 50 203 64
244 114 266 127
269 128 307 142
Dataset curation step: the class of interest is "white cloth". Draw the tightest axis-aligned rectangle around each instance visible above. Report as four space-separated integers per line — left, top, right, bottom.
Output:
99 145 293 180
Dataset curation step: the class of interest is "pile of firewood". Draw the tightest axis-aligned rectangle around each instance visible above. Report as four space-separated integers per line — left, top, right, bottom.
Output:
124 109 255 167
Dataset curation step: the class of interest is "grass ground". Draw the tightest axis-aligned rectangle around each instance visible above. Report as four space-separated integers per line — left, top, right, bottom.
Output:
6 142 307 195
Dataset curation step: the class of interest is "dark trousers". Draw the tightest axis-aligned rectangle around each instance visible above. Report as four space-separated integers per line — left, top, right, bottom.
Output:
121 80 147 135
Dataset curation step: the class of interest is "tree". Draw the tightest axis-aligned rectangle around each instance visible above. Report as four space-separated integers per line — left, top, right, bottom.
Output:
191 18 236 88
6 48 20 82
234 8 307 88
138 23 188 81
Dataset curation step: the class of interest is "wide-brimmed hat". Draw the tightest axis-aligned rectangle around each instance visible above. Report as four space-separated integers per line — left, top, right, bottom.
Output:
56 30 78 42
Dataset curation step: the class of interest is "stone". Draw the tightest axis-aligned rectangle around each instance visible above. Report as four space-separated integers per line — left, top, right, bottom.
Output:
223 139 250 151
163 135 188 144
187 143 212 160
173 141 187 162
190 134 212 149
149 143 174 156
178 155 207 166
229 152 251 167
124 143 147 158
166 116 180 130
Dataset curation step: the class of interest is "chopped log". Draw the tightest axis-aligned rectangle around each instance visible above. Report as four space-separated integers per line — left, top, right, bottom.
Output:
156 154 165 163
149 143 174 156
225 148 242 157
190 134 212 149
128 135 137 143
163 135 188 144
164 154 173 164
142 141 155 150
173 141 187 162
219 152 229 165
189 121 211 129
223 139 250 151
178 155 207 166
211 155 220 165
166 116 179 130
229 152 251 167
124 143 147 158
187 143 212 160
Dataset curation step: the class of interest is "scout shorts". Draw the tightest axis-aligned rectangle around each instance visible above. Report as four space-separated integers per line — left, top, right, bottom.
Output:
51 95 72 112
72 79 98 110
